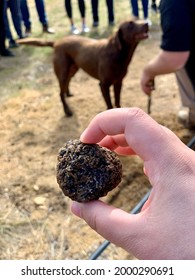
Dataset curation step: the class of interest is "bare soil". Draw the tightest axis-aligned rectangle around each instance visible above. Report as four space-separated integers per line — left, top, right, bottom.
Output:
0 0 194 260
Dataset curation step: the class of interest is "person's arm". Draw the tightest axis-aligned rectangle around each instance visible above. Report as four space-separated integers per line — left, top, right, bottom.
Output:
141 50 190 94
71 108 195 259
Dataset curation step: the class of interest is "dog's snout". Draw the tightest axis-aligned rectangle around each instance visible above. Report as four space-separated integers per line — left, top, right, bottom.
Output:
144 23 149 32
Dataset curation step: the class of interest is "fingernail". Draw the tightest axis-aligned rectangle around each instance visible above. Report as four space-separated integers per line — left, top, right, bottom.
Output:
71 201 82 218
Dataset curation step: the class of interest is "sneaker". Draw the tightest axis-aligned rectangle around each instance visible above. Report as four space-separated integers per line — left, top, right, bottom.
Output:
71 25 80 35
178 107 195 128
144 18 152 26
82 25 90 33
92 21 99 27
0 49 15 57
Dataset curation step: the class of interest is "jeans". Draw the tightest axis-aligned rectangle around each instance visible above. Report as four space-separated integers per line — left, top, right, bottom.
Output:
130 0 149 19
20 0 48 29
4 0 23 41
91 0 114 23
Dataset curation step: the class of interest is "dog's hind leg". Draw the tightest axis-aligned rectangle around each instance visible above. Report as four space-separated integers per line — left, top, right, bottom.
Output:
59 67 78 117
54 54 78 116
66 64 78 97
113 81 122 108
99 82 113 109
59 78 74 117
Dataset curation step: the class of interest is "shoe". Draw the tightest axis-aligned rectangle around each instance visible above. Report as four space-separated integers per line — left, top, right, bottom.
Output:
151 3 158 13
25 28 32 37
92 21 99 27
144 18 152 26
0 49 15 57
71 25 80 35
109 21 115 26
42 25 55 34
178 107 195 129
9 40 19 48
82 25 90 33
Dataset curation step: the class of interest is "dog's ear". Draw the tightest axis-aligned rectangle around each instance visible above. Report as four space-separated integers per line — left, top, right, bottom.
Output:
115 28 123 50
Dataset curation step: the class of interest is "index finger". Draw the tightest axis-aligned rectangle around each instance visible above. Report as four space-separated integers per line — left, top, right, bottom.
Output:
80 107 178 162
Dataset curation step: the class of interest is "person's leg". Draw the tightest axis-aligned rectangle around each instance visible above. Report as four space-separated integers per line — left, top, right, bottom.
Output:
4 1 19 47
78 0 85 18
106 0 114 25
4 1 13 42
130 0 139 19
151 0 158 12
141 0 148 19
65 0 72 19
20 0 31 31
91 0 98 26
0 0 14 56
9 0 23 38
78 0 89 32
35 0 54 33
35 0 48 26
65 0 80 34
176 68 195 126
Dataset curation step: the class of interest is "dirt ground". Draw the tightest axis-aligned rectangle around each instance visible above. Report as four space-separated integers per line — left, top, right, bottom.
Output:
0 1 195 260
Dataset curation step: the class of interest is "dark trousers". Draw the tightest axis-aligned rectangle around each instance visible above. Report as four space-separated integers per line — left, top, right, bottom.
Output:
130 0 148 19
65 0 85 19
0 0 6 52
91 0 114 23
20 0 48 29
4 0 23 41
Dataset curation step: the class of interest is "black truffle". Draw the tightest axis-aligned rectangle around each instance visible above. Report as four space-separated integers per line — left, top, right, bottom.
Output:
56 139 122 202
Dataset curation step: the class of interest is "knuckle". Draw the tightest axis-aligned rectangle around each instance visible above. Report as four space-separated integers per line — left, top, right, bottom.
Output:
126 107 146 120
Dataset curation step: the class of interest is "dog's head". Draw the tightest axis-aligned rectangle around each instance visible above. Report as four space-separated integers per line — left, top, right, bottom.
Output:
116 21 149 49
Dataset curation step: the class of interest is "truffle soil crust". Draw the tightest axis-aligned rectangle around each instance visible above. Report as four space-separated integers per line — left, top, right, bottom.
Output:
57 139 122 202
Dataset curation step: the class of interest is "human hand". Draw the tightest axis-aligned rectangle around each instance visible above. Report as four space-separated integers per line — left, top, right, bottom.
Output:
71 108 195 259
141 67 155 95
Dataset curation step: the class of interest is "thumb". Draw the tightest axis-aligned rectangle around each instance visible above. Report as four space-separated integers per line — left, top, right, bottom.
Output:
71 200 143 253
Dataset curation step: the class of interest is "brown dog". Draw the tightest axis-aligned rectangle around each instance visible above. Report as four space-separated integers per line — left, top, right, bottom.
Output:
18 21 148 117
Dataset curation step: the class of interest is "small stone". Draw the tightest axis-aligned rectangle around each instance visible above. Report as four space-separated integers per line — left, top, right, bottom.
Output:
34 196 46 205
33 185 39 191
56 139 122 202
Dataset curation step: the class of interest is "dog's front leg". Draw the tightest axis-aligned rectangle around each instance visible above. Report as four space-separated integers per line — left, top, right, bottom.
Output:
99 82 113 109
114 82 122 108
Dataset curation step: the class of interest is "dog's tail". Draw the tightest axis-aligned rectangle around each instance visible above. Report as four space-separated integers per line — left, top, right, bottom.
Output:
17 38 54 48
